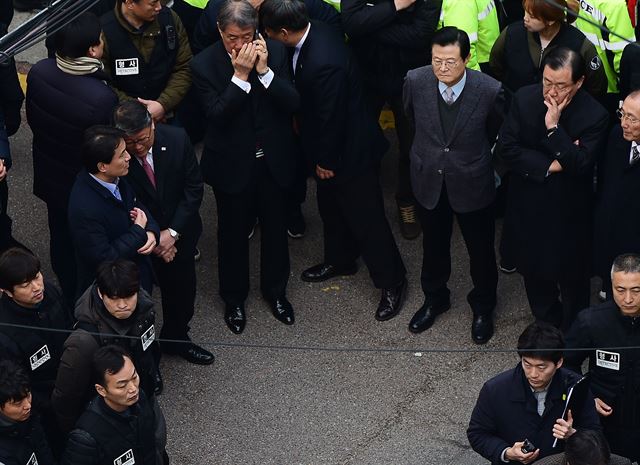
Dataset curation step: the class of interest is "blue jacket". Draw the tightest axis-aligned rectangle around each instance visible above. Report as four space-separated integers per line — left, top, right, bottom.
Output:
68 171 159 296
467 363 601 464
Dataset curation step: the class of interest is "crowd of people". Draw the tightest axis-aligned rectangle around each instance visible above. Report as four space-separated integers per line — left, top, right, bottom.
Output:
0 0 639 463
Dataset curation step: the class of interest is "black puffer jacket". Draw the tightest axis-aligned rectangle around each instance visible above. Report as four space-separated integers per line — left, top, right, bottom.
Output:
52 285 160 433
0 412 56 465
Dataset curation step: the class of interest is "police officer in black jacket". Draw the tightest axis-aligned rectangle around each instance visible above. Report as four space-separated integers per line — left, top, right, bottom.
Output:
565 253 640 463
62 345 167 465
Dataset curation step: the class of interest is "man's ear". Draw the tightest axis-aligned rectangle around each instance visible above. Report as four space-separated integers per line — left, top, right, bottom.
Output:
95 383 107 398
463 53 471 67
97 162 107 173
575 76 585 89
556 357 564 369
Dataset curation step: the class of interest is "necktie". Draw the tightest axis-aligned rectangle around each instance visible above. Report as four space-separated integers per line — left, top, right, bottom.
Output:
631 146 640 166
141 156 156 189
444 87 455 105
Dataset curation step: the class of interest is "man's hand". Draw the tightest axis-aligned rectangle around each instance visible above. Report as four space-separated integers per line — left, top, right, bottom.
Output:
232 42 258 81
595 398 613 417
543 95 570 129
394 0 416 10
137 231 157 255
548 159 563 174
0 159 7 182
154 229 176 255
159 245 177 263
553 409 576 440
504 442 540 464
138 98 166 123
254 33 269 75
130 207 148 228
316 164 335 180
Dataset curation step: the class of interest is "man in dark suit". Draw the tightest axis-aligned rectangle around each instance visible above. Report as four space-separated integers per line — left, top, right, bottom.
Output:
260 0 407 322
593 91 640 295
500 47 609 331
190 0 299 334
68 125 159 296
113 100 213 365
403 27 503 343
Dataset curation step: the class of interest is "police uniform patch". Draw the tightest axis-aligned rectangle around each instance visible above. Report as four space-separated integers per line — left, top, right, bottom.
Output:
114 449 135 465
141 324 155 352
590 56 602 71
115 58 139 76
29 345 50 371
596 349 620 370
27 452 38 465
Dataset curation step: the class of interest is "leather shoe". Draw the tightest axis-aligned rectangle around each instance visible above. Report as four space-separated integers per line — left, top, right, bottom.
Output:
408 301 450 333
268 296 295 325
301 262 358 282
153 369 164 396
472 314 494 344
375 279 407 321
224 303 246 334
177 343 215 365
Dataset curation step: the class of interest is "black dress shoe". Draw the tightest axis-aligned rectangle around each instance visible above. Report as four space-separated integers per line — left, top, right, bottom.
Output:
153 369 164 396
225 303 246 334
375 279 407 321
472 314 494 344
268 297 295 325
301 262 358 282
408 301 451 333
177 343 215 365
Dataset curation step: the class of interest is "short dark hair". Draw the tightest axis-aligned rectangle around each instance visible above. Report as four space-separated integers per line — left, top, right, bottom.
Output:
82 125 126 174
431 26 471 61
611 253 640 277
0 247 41 292
96 259 140 299
565 429 611 465
217 0 259 31
93 344 132 387
0 359 31 408
112 100 153 135
543 46 585 83
259 0 309 32
517 321 565 363
53 12 102 58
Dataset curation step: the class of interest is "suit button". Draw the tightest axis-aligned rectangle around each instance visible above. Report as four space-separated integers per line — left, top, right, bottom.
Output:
438 169 443 175
444 147 450 153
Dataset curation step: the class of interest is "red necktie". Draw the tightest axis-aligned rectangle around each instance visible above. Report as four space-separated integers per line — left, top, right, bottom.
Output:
141 156 156 189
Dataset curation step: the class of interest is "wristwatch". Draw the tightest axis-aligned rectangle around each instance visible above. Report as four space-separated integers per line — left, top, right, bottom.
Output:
168 228 180 241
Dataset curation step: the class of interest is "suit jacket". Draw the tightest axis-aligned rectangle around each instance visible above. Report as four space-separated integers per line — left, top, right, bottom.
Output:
499 84 609 280
593 125 640 279
467 364 601 465
294 21 389 182
68 171 160 294
403 66 503 213
124 124 203 258
191 39 300 194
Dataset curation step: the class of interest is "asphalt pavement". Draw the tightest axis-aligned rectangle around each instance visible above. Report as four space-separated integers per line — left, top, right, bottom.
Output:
6 10 580 465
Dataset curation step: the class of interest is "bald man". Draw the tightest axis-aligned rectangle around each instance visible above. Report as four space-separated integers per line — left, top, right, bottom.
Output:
593 90 640 296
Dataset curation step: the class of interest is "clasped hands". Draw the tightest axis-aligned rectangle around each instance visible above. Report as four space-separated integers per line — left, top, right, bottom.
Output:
231 33 269 81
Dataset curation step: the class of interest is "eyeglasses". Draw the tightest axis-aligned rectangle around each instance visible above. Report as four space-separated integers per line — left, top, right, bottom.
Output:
125 126 153 147
432 58 461 69
542 78 571 92
616 109 640 125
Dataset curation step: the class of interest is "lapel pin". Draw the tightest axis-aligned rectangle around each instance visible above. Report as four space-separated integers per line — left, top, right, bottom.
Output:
161 147 166 151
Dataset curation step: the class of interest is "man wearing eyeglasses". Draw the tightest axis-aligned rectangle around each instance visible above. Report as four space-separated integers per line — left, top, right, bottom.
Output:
403 26 504 343
500 46 609 331
593 90 640 296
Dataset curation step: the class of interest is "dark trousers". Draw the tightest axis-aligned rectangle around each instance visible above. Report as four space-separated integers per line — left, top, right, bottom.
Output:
369 93 414 203
417 186 497 315
285 149 307 216
153 251 196 343
213 159 289 305
316 167 406 289
46 203 77 306
603 422 640 463
522 275 590 331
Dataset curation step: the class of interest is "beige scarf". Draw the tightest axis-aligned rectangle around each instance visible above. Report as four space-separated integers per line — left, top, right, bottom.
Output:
55 53 104 75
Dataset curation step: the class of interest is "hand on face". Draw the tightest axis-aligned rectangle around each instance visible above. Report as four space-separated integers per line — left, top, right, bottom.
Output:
232 42 258 81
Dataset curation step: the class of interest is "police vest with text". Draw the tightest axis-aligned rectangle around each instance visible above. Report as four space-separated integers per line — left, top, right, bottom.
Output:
102 7 177 101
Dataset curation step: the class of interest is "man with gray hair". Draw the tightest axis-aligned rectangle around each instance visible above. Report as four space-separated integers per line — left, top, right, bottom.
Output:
564 253 640 463
190 0 299 334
